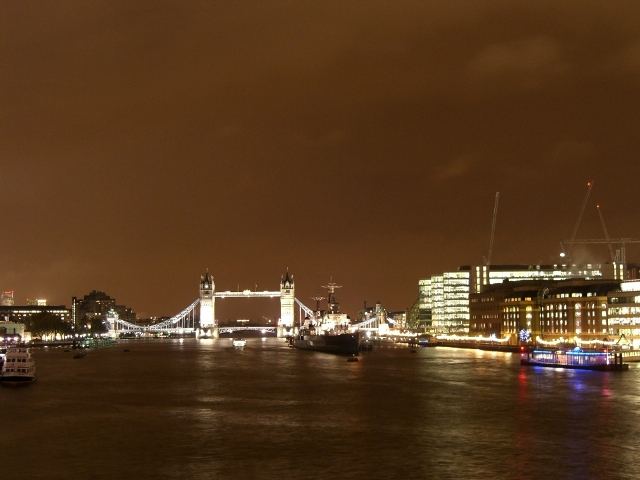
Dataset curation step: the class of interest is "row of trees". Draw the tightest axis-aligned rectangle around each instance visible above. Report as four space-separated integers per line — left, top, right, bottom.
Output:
23 312 107 338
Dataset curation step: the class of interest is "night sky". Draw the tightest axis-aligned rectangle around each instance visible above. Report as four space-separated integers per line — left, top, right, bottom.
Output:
2 1 640 319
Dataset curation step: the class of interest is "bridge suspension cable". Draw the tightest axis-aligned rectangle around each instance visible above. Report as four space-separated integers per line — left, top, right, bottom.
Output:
295 298 314 319
109 299 200 333
147 299 200 331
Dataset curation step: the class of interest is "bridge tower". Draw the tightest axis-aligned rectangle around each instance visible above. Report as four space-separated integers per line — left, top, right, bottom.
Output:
278 269 295 337
198 270 218 338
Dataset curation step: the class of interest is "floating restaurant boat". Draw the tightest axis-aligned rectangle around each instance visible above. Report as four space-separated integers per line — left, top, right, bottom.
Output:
0 346 37 386
521 348 628 371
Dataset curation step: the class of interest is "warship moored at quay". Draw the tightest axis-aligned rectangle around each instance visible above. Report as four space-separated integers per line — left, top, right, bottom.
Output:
290 281 360 356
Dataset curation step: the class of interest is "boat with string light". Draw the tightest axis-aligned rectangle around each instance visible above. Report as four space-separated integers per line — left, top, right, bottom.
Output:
0 346 37 386
520 347 628 371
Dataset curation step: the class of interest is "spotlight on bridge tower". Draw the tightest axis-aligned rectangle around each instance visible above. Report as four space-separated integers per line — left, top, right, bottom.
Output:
197 269 217 339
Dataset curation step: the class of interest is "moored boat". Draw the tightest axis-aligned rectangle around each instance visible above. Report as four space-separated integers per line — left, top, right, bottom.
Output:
521 348 628 371
291 281 360 356
0 346 37 386
292 332 360 356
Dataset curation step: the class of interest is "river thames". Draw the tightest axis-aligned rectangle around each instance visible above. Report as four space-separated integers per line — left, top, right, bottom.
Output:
2 338 639 479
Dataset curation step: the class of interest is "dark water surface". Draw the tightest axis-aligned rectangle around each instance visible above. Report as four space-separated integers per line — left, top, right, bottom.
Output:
2 338 639 480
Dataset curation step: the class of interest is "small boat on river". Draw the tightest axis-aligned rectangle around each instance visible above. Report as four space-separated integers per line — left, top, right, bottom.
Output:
232 338 246 348
0 347 37 386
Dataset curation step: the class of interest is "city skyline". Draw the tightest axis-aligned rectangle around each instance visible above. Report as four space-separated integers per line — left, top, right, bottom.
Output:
2 2 640 317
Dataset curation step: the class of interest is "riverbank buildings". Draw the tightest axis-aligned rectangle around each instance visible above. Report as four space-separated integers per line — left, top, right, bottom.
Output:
418 263 625 334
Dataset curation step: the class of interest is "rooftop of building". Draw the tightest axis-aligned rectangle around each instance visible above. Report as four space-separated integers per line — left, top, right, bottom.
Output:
0 305 69 311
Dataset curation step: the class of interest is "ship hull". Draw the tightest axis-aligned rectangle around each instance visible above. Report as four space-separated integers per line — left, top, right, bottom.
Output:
292 333 359 356
0 376 36 387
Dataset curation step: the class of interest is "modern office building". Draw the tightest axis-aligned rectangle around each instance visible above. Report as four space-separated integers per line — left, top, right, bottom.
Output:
607 280 640 347
416 279 433 329
0 305 71 324
420 263 624 334
471 263 623 294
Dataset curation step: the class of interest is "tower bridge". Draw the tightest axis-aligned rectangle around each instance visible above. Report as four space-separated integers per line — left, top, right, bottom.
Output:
107 270 307 338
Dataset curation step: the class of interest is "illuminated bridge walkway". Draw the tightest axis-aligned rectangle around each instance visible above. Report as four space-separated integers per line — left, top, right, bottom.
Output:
107 296 314 336
106 271 383 337
108 299 387 336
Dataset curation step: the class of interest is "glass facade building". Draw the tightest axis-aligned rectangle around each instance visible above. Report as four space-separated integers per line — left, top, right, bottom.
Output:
420 263 624 334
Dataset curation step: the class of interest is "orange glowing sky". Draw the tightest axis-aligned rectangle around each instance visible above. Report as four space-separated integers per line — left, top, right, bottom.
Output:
2 1 640 318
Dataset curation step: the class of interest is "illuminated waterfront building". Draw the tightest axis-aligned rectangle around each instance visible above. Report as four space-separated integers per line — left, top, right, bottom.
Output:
0 305 71 324
471 263 623 294
416 279 433 329
420 263 624 334
607 280 640 348
469 281 544 339
72 290 136 331
419 268 470 334
538 280 617 341
469 279 620 344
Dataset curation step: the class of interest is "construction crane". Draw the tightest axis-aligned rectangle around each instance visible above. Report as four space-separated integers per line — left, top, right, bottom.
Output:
485 192 500 266
595 204 616 262
562 238 640 267
563 180 594 260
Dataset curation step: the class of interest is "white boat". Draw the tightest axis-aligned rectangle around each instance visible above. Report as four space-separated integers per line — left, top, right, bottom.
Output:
232 338 246 348
0 346 36 386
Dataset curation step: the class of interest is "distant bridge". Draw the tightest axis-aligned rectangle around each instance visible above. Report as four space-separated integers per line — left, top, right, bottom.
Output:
217 326 277 335
106 271 383 338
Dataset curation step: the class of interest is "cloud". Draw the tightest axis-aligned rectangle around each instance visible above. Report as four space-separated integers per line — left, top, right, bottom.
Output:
468 36 568 88
613 40 640 73
433 155 477 180
549 140 596 165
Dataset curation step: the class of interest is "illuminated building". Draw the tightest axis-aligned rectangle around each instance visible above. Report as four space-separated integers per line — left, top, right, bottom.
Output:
421 268 470 334
469 281 544 339
416 279 432 329
471 263 622 294
420 263 624 334
26 298 48 306
0 321 25 340
0 305 71 324
1 291 14 306
607 280 640 348
73 290 136 331
538 280 617 341
469 279 620 343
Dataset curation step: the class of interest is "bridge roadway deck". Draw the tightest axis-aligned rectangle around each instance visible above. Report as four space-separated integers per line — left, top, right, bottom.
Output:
214 291 281 298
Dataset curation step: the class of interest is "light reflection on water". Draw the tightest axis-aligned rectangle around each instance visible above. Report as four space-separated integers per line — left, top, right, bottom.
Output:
1 339 639 479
